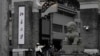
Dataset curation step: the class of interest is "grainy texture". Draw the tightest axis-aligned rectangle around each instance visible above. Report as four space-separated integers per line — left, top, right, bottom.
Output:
78 0 98 2
32 12 40 48
80 8 98 49
0 0 9 56
12 1 33 48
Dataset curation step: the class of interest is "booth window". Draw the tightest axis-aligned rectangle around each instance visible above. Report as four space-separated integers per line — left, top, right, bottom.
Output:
9 40 12 46
53 24 63 32
9 51 12 56
64 26 67 33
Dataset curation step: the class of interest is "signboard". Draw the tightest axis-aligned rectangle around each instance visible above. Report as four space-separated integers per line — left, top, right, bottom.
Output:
18 6 25 44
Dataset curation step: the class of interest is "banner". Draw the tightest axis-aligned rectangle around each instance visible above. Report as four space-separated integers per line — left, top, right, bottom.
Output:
18 6 25 44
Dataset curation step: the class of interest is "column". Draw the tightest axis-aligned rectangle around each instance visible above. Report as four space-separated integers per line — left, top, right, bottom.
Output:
0 0 9 56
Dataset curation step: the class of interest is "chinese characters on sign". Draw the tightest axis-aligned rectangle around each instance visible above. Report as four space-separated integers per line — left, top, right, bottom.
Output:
18 6 25 44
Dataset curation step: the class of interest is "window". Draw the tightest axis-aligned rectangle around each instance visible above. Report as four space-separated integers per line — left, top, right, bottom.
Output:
64 26 67 33
76 22 81 28
58 10 75 17
53 24 63 32
9 40 12 46
9 51 12 56
42 18 50 34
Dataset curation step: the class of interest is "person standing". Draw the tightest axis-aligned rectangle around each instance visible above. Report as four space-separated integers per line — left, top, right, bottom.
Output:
49 45 55 56
35 43 45 56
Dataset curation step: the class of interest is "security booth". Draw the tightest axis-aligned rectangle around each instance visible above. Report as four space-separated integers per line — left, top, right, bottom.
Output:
39 14 52 56
12 1 33 56
38 1 58 56
39 0 58 47
39 1 57 46
39 14 51 46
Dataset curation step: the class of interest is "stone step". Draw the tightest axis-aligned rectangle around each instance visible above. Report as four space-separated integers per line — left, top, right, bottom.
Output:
62 45 84 54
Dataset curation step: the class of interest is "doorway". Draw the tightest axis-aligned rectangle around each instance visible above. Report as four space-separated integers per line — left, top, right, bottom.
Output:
53 39 62 51
25 51 32 56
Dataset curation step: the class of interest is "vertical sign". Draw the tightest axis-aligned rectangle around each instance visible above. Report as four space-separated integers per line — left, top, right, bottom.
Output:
18 6 25 44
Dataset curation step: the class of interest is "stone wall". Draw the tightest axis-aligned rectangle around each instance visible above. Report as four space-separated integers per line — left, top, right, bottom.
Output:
0 0 9 56
80 8 98 49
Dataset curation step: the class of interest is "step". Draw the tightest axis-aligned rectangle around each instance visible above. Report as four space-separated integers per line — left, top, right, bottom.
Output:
62 45 84 54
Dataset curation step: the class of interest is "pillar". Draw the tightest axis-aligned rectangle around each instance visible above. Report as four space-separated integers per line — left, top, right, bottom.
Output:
0 0 9 56
12 1 33 56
